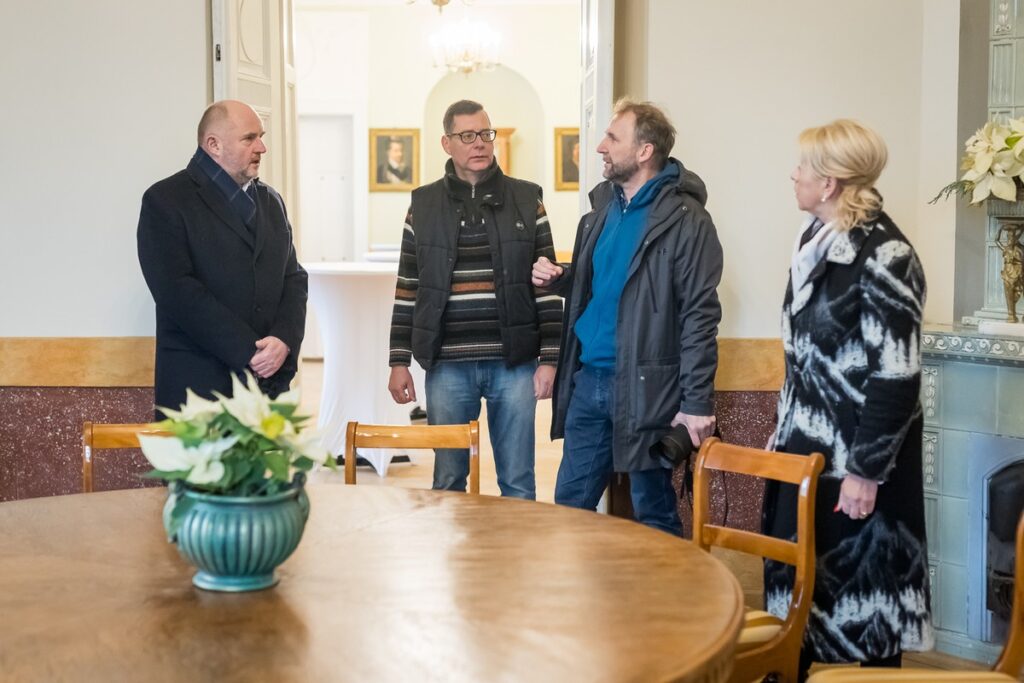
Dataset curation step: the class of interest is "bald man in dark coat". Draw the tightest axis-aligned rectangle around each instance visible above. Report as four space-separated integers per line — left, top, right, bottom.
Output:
138 100 307 416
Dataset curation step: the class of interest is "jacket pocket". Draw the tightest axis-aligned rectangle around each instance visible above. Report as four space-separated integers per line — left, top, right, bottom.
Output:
635 362 680 430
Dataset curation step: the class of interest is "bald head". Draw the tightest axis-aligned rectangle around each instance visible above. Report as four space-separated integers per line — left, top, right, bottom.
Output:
197 100 258 146
197 100 267 185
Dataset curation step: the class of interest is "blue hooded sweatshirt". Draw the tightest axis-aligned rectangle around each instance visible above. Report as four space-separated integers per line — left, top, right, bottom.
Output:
574 162 681 368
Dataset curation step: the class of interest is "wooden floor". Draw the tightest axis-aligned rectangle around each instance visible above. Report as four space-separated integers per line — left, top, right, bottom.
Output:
297 359 992 674
299 359 564 501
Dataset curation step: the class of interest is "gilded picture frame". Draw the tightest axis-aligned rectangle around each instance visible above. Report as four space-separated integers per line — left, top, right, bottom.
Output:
494 127 515 175
554 127 580 191
369 128 420 192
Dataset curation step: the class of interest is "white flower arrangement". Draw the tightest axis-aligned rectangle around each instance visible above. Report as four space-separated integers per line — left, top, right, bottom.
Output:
934 118 1024 205
139 372 332 529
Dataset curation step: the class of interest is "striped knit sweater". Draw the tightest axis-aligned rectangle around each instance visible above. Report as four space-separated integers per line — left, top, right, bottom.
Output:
389 168 562 367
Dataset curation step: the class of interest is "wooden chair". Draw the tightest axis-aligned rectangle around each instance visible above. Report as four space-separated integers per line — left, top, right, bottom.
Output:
343 421 481 494
807 512 1024 682
82 422 169 493
692 437 825 683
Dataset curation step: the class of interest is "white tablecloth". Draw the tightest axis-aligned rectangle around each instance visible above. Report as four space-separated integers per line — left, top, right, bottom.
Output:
305 261 425 476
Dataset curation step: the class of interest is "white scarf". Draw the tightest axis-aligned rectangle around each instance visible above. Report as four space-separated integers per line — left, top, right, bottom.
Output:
789 215 838 294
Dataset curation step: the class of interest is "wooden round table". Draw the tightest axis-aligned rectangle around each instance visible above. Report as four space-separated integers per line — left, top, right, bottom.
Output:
0 487 743 682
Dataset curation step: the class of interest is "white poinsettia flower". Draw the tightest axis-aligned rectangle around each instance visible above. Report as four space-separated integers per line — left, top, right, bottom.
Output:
993 149 1024 177
274 387 301 407
215 372 273 431
970 174 995 204
991 174 1018 201
1013 136 1024 160
970 149 995 176
159 388 222 422
285 429 328 462
215 372 300 442
138 434 238 484
187 454 227 485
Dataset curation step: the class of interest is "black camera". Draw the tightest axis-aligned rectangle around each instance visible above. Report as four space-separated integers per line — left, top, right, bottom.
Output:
650 424 696 470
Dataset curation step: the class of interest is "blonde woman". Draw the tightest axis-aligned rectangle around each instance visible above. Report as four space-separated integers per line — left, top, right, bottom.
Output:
764 120 933 678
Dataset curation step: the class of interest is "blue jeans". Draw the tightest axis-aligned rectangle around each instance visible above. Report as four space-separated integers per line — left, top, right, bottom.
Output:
425 360 537 499
555 365 682 535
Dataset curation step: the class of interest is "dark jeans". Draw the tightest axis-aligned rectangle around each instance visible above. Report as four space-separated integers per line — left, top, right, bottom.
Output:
555 365 682 535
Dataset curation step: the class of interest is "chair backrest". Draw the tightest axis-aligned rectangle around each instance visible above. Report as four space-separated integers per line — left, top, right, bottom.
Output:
344 421 481 494
82 422 169 493
995 511 1024 677
692 437 824 681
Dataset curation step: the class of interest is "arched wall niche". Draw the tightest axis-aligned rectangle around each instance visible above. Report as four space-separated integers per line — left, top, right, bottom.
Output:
423 65 545 191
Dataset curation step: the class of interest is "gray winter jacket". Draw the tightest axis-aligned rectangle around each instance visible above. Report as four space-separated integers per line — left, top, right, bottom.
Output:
549 158 723 472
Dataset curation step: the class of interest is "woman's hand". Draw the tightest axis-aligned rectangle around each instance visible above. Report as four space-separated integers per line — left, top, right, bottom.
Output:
836 473 878 521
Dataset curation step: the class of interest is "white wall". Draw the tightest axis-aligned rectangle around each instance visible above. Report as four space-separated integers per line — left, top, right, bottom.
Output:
643 0 959 337
294 8 370 261
916 3 961 325
0 1 209 336
0 0 965 341
295 1 581 257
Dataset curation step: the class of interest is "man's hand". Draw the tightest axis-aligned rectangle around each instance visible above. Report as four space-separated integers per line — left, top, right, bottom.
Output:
249 336 289 378
534 364 556 400
836 473 879 521
532 256 564 288
388 366 417 404
670 412 716 448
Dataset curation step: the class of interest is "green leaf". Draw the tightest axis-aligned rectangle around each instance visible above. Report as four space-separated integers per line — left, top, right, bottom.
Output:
167 495 197 540
232 458 254 483
264 451 290 481
929 180 973 205
293 456 314 472
146 468 191 481
217 460 236 488
269 402 298 419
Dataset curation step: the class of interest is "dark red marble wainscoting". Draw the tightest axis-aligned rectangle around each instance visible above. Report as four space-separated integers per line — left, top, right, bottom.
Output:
0 387 158 501
671 390 778 536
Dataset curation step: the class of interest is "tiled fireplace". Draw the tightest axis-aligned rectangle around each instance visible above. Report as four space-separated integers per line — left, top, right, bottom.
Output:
921 324 1024 662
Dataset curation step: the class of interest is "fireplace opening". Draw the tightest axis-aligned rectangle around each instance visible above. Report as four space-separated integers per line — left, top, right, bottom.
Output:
986 461 1024 641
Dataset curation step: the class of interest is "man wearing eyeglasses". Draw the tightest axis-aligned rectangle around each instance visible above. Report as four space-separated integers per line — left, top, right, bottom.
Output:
387 99 562 499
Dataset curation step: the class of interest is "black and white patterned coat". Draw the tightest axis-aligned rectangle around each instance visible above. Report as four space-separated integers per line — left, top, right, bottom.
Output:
764 211 935 663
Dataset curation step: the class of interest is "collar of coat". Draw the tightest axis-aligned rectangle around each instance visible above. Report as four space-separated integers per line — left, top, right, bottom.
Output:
824 221 872 265
442 158 504 205
185 150 265 254
789 217 877 316
587 157 706 217
189 147 258 225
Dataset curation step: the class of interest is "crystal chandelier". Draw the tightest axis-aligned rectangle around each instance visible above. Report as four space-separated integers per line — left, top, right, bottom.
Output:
429 19 501 74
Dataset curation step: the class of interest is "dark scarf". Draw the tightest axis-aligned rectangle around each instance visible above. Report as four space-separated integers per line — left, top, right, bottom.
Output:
191 147 257 226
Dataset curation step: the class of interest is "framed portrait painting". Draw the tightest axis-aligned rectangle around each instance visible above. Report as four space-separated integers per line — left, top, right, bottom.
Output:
493 127 515 175
369 129 419 192
554 127 580 191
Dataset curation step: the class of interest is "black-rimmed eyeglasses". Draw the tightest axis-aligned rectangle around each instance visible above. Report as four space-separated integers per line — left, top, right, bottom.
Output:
446 129 497 144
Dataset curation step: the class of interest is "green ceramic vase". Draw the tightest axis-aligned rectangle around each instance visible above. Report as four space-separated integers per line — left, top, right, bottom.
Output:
163 473 310 592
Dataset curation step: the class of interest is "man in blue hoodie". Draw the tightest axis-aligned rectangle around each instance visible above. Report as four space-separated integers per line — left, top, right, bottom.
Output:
533 100 723 534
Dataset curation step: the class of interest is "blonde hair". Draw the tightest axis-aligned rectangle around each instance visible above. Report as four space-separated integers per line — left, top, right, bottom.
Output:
798 119 887 232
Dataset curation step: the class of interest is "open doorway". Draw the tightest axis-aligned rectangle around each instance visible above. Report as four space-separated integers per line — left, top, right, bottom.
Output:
293 0 582 263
